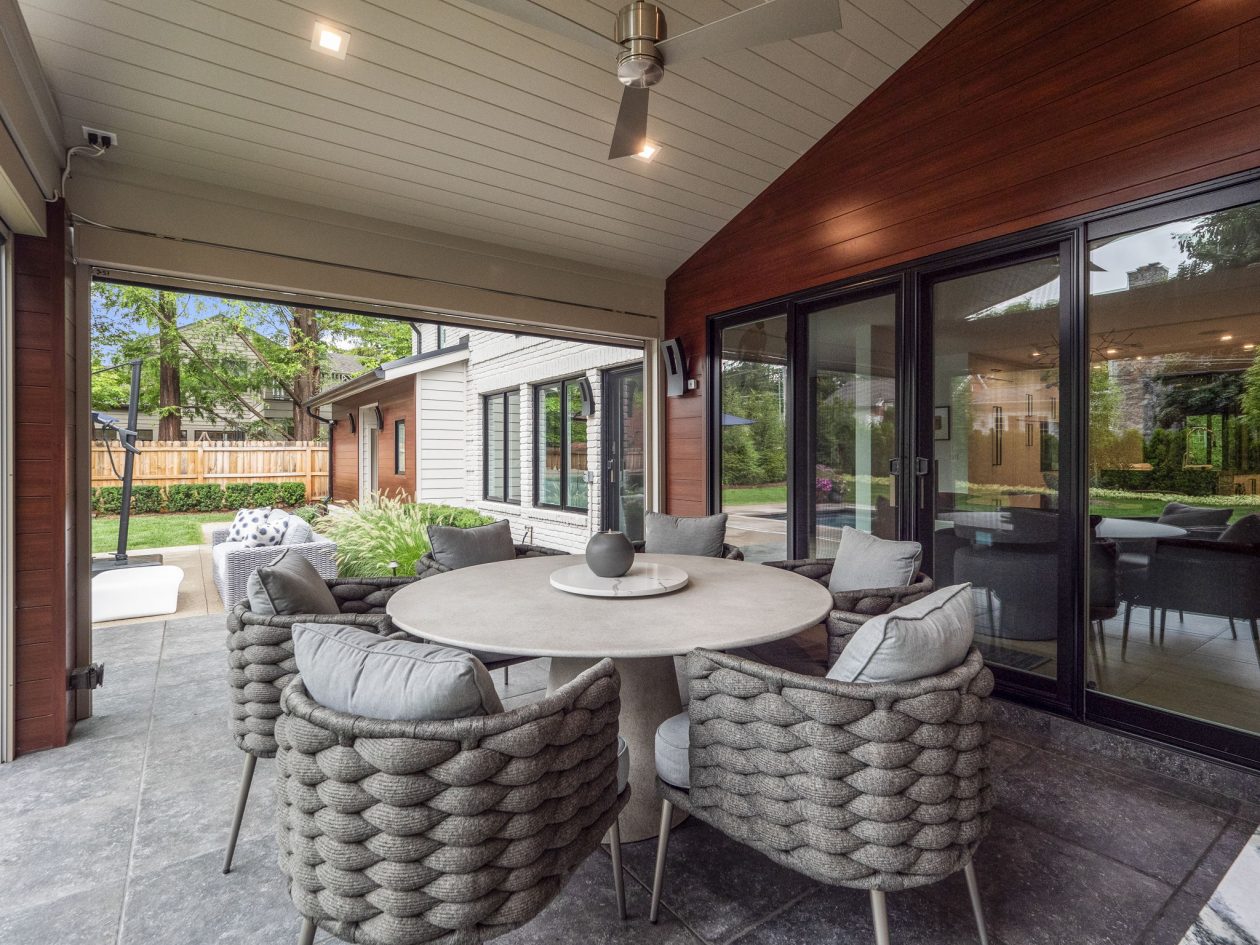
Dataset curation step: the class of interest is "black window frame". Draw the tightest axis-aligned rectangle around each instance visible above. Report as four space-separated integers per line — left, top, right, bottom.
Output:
393 418 406 475
482 390 520 504
534 376 589 513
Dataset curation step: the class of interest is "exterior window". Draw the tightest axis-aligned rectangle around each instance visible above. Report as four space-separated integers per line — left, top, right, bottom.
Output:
536 378 588 511
394 419 406 474
484 390 520 502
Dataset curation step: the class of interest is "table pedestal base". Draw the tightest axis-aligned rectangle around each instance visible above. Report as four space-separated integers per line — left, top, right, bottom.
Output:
549 655 687 842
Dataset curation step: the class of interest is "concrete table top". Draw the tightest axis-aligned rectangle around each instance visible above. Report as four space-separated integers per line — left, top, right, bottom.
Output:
387 552 833 840
385 553 835 659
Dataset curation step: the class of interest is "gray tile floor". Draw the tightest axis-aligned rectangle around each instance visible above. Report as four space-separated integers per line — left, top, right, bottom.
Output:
2 614 1256 945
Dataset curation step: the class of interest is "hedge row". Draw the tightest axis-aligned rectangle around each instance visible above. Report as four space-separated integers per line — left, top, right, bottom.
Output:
92 481 307 514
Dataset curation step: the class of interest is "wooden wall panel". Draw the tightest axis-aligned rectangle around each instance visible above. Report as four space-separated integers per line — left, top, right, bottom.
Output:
12 200 77 754
327 379 418 503
663 0 1260 515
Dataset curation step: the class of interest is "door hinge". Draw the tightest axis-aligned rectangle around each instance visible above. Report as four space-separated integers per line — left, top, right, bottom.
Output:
69 662 105 691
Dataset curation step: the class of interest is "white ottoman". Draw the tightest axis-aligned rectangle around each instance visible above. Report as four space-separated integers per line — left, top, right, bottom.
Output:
92 565 185 622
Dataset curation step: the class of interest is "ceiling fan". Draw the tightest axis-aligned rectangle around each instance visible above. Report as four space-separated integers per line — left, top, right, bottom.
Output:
464 0 843 159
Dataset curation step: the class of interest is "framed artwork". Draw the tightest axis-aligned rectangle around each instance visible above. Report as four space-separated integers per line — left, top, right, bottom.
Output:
934 405 951 441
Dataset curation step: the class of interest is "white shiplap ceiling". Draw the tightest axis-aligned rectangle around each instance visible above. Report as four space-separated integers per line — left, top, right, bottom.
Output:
18 0 969 276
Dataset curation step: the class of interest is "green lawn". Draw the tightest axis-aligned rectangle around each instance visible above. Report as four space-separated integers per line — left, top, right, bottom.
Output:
92 512 235 554
721 483 788 507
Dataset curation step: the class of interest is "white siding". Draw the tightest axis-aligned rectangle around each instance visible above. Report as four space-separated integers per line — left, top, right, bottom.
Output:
417 361 466 504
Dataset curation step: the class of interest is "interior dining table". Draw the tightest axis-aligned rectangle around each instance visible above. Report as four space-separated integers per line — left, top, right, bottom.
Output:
385 552 835 841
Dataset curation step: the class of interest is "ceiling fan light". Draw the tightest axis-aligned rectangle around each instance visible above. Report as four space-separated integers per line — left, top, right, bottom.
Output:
634 142 658 161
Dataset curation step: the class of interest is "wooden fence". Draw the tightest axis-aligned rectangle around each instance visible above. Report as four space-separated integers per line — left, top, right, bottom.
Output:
91 440 329 497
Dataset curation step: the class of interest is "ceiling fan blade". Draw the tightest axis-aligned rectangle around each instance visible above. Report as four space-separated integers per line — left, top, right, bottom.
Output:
657 0 841 66
608 86 650 160
460 0 620 55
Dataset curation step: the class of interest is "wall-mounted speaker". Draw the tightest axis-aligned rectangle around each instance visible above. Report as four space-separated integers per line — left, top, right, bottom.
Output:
576 377 596 417
663 337 687 397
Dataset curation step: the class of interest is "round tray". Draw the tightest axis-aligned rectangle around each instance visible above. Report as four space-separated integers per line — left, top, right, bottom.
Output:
549 561 689 598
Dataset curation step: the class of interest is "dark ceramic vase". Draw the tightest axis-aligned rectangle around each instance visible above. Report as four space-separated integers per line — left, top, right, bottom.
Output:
585 530 635 578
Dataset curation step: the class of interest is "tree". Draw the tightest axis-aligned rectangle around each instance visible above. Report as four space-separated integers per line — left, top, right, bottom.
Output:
1176 205 1260 276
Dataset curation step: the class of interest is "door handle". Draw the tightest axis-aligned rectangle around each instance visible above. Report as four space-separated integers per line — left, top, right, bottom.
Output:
914 457 931 510
607 458 616 483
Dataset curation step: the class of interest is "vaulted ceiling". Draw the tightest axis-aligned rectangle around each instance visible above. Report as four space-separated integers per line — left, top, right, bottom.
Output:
18 0 969 276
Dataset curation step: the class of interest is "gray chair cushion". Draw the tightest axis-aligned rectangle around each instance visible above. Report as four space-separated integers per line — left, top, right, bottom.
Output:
1159 502 1232 528
828 526 923 593
644 511 728 557
280 517 313 545
246 549 340 616
827 583 974 684
655 710 690 788
427 520 516 569
292 623 504 720
1220 513 1260 545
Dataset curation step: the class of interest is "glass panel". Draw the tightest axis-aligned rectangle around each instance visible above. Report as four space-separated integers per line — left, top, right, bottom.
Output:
719 314 789 561
932 256 1063 678
506 391 521 503
538 383 562 506
1087 201 1260 736
486 396 504 500
567 381 589 510
616 371 645 541
807 293 898 556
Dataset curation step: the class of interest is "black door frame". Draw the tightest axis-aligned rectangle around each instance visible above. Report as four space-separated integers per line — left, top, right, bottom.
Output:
601 363 646 535
703 166 1260 771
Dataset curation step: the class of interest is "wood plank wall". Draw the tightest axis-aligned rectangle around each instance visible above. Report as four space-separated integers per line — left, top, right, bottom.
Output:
663 0 1260 515
13 200 78 753
328 379 417 502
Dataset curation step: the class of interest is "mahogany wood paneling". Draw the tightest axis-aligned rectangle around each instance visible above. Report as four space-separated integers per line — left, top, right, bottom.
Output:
12 200 77 754
327 378 417 502
663 0 1260 515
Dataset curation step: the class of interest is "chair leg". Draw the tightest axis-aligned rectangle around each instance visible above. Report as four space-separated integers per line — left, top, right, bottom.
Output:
870 889 891 945
1159 608 1167 644
222 753 257 874
964 862 990 945
1229 617 1239 639
1122 602 1132 657
503 664 509 686
609 818 627 920
1148 606 1155 642
649 799 675 924
298 918 316 945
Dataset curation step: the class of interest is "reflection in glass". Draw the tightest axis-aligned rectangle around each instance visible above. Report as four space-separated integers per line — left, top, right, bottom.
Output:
1087 202 1260 736
807 293 898 555
932 257 1062 679
613 370 646 540
567 382 589 511
719 314 788 561
506 391 520 502
538 382 562 506
486 395 505 500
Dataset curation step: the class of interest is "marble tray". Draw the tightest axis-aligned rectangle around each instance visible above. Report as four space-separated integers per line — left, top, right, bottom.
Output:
549 562 689 598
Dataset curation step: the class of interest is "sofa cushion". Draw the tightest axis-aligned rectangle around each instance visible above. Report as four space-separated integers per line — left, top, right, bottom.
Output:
246 549 340 616
828 583 974 684
293 623 504 720
1220 513 1260 545
644 511 728 557
655 710 690 789
227 507 275 543
1158 502 1232 528
427 520 516 570
828 526 923 593
281 518 314 545
211 541 245 581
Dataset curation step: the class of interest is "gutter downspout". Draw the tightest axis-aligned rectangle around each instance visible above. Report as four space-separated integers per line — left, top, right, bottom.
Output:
305 404 334 503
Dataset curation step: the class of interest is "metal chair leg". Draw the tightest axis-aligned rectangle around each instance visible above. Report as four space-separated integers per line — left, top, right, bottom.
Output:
964 862 990 945
649 799 674 924
298 918 316 945
609 818 627 920
223 753 257 874
1230 617 1239 639
503 664 509 686
870 889 891 945
1159 608 1167 644
1148 606 1155 642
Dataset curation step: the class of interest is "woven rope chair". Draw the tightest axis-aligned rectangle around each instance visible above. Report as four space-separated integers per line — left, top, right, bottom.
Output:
761 560 933 668
630 540 745 560
414 542 568 579
222 577 416 873
276 658 630 945
650 647 994 945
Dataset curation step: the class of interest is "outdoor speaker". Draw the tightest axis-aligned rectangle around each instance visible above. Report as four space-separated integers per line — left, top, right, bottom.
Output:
663 337 687 397
576 377 596 417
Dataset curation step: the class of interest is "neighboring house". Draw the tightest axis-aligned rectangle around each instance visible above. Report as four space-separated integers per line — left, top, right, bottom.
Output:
307 325 644 552
94 316 362 440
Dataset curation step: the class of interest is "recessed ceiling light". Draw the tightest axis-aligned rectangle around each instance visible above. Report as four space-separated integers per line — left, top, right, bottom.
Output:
1221 333 1234 342
1245 343 1256 351
312 22 350 59
633 142 659 162
1031 351 1041 358
1106 348 1118 355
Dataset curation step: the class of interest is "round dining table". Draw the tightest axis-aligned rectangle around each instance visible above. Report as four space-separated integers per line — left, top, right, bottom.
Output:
386 552 834 841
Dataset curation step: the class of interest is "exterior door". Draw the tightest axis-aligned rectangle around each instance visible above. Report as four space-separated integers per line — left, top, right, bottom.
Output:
358 406 379 503
601 365 645 540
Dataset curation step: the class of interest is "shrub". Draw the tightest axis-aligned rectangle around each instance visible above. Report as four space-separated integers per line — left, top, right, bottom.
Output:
94 486 124 514
250 482 281 507
192 483 226 511
277 482 306 507
314 494 494 577
168 483 227 512
131 486 163 514
223 483 253 509
291 504 324 525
